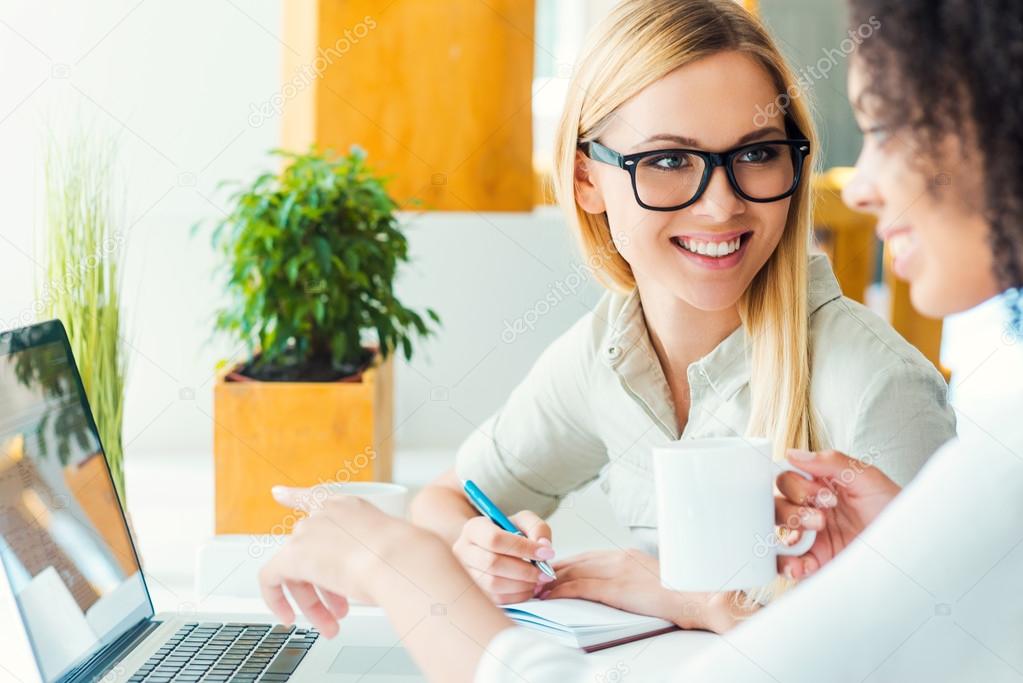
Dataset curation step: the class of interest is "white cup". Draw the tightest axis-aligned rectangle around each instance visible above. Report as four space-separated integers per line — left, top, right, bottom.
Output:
316 481 409 518
653 437 816 592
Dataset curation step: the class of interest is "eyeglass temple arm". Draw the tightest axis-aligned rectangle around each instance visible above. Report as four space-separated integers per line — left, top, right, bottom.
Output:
584 140 626 168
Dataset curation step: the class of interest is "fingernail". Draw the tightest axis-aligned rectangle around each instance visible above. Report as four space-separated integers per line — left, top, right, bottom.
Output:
538 573 554 583
782 565 794 580
788 449 815 461
536 546 555 560
816 490 839 508
537 538 552 546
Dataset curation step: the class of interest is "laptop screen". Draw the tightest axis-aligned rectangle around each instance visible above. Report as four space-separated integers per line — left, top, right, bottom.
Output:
0 322 153 682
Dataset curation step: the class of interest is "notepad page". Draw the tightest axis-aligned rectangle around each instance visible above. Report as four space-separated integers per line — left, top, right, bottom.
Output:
501 598 671 629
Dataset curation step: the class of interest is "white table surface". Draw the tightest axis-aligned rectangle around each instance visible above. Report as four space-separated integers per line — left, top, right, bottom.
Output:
126 447 716 677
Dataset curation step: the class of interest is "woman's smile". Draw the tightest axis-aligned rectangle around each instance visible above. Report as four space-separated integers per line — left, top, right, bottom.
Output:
669 229 754 270
878 224 918 279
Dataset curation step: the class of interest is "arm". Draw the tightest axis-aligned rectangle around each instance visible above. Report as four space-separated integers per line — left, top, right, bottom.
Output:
848 359 956 487
410 468 478 546
260 494 515 683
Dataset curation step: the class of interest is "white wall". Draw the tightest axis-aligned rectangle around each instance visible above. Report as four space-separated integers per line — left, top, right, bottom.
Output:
0 1 604 460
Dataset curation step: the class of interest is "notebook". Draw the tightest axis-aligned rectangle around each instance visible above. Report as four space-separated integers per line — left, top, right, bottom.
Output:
501 598 678 652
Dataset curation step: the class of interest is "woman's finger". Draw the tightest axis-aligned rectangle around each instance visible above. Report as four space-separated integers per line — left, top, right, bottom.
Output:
317 587 350 620
285 580 340 637
509 510 553 544
785 449 895 498
469 567 543 596
459 543 543 582
493 587 537 605
258 561 296 625
463 516 552 560
777 470 836 507
774 496 825 531
778 554 805 581
541 578 606 602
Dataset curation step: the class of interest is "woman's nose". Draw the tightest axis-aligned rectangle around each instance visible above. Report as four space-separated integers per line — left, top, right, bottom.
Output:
691 166 746 221
841 161 882 217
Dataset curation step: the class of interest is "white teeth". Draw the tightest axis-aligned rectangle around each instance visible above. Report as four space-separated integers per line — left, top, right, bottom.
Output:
677 236 744 258
887 233 915 260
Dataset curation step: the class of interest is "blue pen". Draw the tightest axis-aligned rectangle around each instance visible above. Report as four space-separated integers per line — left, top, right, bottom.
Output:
462 479 557 579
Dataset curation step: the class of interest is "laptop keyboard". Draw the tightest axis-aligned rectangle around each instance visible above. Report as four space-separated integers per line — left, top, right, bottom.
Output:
127 622 320 682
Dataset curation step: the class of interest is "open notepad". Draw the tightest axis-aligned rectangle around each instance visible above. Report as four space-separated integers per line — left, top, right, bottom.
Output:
501 598 678 652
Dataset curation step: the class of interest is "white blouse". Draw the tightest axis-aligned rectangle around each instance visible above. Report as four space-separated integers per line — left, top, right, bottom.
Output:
456 254 956 556
474 402 1023 682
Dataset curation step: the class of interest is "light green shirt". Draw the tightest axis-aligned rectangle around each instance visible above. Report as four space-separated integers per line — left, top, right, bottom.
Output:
455 255 956 553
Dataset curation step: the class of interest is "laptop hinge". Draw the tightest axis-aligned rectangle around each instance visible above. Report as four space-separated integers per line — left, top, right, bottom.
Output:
61 618 162 683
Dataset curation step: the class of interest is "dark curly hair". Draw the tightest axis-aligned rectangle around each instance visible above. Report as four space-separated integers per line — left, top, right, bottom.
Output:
847 0 1023 329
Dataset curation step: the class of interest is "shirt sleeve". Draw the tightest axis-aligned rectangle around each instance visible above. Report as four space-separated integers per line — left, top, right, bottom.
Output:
473 628 608 683
849 359 957 487
455 314 609 518
476 435 1023 682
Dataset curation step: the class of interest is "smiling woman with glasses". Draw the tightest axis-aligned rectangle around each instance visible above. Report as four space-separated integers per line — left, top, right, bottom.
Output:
405 0 954 628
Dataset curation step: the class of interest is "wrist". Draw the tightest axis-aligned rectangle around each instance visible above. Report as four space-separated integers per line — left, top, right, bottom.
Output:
363 523 467 604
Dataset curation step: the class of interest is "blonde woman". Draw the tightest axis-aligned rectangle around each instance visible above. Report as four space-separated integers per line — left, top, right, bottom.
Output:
401 0 954 628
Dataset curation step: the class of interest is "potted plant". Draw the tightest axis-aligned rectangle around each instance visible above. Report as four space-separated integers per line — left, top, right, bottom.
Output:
206 147 438 534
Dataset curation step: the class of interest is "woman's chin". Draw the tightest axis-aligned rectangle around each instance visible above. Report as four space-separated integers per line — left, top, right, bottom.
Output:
907 273 973 319
672 288 745 313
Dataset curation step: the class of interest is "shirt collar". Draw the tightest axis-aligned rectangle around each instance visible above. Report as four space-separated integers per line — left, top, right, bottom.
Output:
605 253 843 405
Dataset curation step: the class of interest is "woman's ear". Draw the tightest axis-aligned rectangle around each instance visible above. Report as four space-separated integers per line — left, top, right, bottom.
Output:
574 150 607 214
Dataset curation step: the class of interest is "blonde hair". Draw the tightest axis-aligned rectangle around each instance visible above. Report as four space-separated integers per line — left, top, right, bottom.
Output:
552 0 820 462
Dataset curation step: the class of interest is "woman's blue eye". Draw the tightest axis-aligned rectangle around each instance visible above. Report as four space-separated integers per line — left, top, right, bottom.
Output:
737 146 778 164
645 154 688 170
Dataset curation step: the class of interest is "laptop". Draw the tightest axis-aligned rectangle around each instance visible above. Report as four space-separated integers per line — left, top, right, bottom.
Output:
0 320 425 682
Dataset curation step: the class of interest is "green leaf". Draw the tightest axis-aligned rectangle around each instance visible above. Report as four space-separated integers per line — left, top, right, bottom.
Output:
203 146 437 371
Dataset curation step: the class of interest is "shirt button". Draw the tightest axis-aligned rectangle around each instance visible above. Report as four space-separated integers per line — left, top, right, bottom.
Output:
606 345 622 360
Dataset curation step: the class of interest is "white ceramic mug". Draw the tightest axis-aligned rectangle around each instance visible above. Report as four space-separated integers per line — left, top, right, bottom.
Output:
653 437 816 592
316 481 409 518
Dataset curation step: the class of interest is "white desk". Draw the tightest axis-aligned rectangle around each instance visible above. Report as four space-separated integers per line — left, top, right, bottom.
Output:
188 594 717 680
190 535 719 680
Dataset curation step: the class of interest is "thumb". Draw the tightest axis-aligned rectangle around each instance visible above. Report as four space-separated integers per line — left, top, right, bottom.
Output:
786 449 886 493
272 484 334 512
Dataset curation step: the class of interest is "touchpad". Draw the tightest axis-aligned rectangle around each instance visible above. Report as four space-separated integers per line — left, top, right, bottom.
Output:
329 646 420 676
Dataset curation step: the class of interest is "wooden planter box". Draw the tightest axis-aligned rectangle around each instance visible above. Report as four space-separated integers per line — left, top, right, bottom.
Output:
213 354 394 534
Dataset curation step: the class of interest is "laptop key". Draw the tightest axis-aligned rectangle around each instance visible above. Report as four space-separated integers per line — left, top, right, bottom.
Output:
264 646 310 676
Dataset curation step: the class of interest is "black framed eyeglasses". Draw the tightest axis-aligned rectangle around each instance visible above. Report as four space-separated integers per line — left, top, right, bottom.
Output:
582 135 811 211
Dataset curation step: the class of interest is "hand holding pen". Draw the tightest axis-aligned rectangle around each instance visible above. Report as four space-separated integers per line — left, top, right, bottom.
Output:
451 479 558 604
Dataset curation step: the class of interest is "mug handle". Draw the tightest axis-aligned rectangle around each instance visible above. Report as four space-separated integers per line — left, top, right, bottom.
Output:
774 461 817 557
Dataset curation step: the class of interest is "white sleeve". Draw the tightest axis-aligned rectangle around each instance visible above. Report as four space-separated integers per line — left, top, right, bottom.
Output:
473 627 606 683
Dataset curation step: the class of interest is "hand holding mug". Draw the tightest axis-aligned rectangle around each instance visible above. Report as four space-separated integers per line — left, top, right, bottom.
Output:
775 448 902 580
